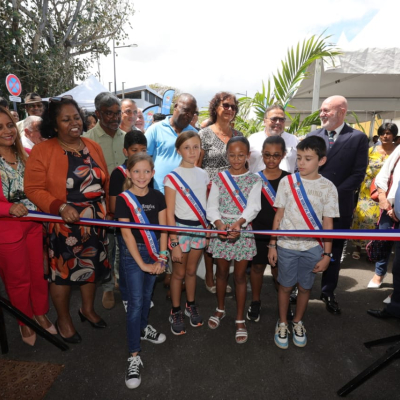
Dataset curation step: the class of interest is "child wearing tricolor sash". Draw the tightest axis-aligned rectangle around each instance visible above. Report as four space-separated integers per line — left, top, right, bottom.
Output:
115 153 168 389
164 131 210 335
247 136 289 323
268 136 339 350
109 131 148 310
207 136 262 344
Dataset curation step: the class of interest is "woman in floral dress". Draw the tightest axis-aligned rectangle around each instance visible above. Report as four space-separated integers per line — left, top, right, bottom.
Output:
25 97 110 343
351 123 397 259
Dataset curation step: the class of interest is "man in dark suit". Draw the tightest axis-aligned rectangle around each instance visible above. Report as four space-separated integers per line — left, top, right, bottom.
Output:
308 95 369 314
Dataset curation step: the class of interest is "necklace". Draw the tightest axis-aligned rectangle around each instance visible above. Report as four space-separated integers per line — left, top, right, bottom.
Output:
0 152 19 165
58 139 83 157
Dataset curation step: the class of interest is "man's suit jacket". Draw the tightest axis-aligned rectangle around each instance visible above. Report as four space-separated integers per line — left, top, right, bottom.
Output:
308 124 369 217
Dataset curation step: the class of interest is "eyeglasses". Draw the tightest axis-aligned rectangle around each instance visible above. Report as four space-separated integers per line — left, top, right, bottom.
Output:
123 110 138 116
267 117 286 123
220 103 237 112
26 103 43 109
49 95 73 103
101 110 122 118
262 153 283 160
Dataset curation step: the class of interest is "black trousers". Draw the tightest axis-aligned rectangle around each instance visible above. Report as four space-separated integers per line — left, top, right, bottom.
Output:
387 240 400 318
321 215 353 296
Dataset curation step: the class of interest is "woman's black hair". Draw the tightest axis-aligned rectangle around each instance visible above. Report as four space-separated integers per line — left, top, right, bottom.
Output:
226 136 250 153
262 135 286 153
377 122 398 137
40 98 83 139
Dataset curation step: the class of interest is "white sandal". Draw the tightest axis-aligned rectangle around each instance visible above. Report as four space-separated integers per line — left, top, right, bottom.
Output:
208 308 226 329
235 320 248 344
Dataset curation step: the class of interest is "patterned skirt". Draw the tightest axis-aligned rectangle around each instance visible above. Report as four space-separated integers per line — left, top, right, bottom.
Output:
207 217 256 261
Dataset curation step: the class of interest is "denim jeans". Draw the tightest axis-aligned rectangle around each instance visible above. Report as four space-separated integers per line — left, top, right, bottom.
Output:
375 210 398 276
120 239 157 354
117 234 127 303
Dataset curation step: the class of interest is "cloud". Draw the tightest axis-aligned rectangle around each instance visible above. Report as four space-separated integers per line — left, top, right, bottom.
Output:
92 0 388 108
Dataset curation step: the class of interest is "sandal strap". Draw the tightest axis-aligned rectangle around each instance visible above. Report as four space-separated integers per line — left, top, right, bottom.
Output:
216 308 225 313
209 315 221 323
235 320 245 324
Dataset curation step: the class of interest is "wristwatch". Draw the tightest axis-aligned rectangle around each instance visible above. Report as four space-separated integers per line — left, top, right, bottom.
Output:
323 252 333 258
170 241 180 248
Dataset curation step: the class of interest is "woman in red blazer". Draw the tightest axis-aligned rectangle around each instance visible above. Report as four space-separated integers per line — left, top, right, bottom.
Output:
0 106 54 346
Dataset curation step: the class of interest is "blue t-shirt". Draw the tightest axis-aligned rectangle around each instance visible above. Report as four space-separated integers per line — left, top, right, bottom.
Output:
145 117 194 193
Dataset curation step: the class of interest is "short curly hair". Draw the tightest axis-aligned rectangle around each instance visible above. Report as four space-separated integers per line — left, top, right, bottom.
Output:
208 91 238 124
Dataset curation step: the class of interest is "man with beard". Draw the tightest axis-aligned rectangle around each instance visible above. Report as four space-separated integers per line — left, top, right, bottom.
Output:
84 92 126 310
248 104 299 174
308 95 369 315
145 93 197 193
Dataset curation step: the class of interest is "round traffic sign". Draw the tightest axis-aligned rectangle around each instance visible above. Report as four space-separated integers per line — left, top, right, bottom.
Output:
5 74 22 96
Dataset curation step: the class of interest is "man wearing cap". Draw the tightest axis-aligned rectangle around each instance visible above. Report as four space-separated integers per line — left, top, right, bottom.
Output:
17 93 44 134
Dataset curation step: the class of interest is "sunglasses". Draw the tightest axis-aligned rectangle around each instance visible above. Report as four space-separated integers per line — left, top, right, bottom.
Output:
267 117 286 123
220 103 237 112
49 95 74 102
262 153 283 160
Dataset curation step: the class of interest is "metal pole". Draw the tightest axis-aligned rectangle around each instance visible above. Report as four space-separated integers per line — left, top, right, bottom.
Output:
108 82 112 92
311 59 322 131
368 112 376 142
113 39 117 95
122 82 125 99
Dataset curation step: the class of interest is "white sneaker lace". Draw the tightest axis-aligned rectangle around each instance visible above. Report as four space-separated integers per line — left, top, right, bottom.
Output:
127 356 143 376
276 323 289 338
292 322 306 337
144 325 158 340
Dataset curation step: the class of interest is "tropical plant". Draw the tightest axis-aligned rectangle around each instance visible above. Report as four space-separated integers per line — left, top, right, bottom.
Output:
236 34 341 136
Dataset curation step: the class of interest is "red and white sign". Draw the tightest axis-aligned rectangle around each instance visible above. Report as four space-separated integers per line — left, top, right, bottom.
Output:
5 74 22 96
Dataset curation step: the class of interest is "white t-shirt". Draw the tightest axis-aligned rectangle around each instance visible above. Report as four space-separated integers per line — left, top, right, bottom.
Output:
274 175 340 250
248 130 299 173
164 166 209 221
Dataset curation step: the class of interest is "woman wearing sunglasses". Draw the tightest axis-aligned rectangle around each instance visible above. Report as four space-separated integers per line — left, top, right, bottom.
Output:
25 96 111 344
198 92 243 293
0 106 54 346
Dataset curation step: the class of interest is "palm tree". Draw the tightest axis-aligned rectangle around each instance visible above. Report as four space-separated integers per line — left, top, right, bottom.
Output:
236 34 341 137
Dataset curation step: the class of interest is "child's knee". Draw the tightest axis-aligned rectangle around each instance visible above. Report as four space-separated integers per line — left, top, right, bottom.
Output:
297 285 310 295
233 272 246 285
251 264 265 274
172 270 185 281
279 285 293 294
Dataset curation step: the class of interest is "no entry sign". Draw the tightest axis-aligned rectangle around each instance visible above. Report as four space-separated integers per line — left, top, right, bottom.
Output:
5 74 22 97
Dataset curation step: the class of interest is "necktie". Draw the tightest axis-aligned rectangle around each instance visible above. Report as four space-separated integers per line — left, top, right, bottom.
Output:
328 131 336 149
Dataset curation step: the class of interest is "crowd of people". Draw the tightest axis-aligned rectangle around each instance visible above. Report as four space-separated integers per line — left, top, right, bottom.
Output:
0 90 400 390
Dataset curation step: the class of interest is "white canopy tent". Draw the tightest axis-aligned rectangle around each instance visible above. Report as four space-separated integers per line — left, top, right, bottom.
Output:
55 75 108 112
289 7 400 125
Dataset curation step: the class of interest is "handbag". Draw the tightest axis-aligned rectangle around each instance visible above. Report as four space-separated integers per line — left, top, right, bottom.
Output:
366 212 392 262
370 154 400 202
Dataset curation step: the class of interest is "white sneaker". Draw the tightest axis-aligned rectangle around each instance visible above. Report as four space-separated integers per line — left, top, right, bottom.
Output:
292 321 307 347
125 355 143 389
274 320 289 349
141 325 166 344
383 294 392 304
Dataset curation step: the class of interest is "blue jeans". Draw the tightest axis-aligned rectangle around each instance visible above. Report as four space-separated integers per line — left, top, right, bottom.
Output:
117 234 127 303
120 239 157 354
375 210 398 276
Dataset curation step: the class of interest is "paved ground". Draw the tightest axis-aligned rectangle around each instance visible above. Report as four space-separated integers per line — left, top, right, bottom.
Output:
1 249 399 400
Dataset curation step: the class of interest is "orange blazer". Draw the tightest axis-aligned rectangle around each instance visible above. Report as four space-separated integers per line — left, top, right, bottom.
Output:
24 137 110 215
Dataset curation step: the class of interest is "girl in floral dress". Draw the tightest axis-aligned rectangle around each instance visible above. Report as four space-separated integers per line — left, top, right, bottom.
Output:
206 136 262 344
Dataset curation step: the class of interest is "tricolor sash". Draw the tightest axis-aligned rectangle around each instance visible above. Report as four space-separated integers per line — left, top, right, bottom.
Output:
119 190 159 261
117 164 128 177
258 171 276 211
218 171 247 213
287 173 323 247
166 171 208 228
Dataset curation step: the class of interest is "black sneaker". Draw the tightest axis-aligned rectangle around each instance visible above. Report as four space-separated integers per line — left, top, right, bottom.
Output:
289 287 298 304
247 301 261 322
169 310 186 335
141 325 166 344
184 303 204 327
125 355 143 389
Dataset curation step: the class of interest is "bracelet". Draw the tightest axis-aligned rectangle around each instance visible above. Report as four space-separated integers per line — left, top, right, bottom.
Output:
158 255 168 260
268 244 277 248
159 250 169 256
59 203 68 214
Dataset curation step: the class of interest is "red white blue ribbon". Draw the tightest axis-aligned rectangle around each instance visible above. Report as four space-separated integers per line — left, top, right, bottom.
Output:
258 171 276 211
166 171 208 228
3 211 400 241
120 190 159 261
116 164 128 177
218 171 247 213
287 173 323 247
